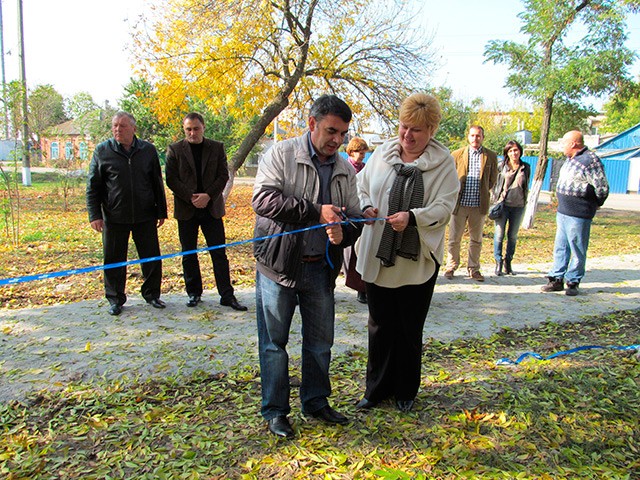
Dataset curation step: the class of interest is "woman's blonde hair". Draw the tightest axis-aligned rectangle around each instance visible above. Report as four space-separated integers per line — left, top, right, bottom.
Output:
346 137 369 155
399 93 442 132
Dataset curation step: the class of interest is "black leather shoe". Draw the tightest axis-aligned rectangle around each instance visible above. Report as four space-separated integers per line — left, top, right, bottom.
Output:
108 304 122 316
147 298 166 309
220 296 248 311
356 291 367 304
267 416 294 439
396 399 414 413
186 295 201 307
308 405 349 425
355 398 378 410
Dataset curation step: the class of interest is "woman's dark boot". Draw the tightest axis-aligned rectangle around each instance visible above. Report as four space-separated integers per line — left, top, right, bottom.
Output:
495 261 503 276
504 259 514 275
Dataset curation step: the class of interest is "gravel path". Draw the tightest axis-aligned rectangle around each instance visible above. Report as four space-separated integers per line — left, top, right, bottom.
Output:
2 253 639 403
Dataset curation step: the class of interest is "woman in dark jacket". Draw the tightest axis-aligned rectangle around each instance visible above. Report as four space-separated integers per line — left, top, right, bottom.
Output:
493 140 530 275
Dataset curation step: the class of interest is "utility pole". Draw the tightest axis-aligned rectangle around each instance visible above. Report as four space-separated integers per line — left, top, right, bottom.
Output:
0 0 9 139
17 0 30 185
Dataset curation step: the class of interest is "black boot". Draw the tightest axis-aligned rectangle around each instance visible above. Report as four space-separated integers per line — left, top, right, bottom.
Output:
495 260 503 276
504 259 514 275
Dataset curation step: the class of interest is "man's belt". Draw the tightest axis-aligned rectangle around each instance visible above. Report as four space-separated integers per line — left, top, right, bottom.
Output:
301 255 323 262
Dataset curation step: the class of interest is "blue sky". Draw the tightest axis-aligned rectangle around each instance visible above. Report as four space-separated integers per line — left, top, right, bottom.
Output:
2 0 639 111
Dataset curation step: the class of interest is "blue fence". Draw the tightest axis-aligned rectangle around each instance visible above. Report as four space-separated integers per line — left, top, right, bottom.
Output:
601 159 631 194
517 156 631 194
521 156 553 191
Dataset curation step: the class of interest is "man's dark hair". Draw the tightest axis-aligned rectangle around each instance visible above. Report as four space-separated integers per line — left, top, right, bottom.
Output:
309 95 352 123
469 124 485 135
183 112 205 125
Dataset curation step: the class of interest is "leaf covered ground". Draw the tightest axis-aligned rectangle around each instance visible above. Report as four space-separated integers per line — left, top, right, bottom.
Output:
1 310 638 479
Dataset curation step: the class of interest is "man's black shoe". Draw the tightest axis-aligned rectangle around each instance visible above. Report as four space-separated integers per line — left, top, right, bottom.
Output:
147 298 166 309
356 291 367 304
355 398 378 410
108 304 122 316
308 405 349 425
220 296 248 311
396 399 414 413
267 416 294 439
186 295 201 307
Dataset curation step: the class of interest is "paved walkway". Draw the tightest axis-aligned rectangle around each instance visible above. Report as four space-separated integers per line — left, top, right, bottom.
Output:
1 253 639 404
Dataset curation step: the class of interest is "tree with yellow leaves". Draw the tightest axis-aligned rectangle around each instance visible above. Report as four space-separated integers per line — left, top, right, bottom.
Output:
132 0 436 179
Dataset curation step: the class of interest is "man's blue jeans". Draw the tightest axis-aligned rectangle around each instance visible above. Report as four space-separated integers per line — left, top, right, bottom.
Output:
548 212 592 284
493 205 525 262
256 261 335 420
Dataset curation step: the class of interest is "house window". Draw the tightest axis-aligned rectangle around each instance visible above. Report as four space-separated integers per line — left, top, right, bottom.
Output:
79 142 88 160
65 142 73 159
51 142 59 159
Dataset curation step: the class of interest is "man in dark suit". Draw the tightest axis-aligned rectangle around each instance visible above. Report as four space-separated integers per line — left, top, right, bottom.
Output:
165 112 247 311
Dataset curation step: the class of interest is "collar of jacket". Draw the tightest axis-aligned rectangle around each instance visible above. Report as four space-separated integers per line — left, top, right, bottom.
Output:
110 136 140 155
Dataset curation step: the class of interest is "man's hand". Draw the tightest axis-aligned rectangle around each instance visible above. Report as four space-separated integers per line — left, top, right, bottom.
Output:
191 193 211 209
319 204 341 225
386 211 410 232
320 204 343 245
325 224 343 245
90 219 104 233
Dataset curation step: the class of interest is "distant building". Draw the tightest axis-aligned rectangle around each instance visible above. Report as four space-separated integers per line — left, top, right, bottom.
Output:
514 129 532 145
593 122 640 193
39 119 95 166
0 139 21 161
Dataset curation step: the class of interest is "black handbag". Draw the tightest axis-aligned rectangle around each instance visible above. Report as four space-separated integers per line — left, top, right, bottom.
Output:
489 165 517 221
488 202 504 220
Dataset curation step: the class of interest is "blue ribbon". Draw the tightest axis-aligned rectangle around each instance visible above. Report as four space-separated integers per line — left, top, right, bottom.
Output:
0 217 384 286
496 344 640 366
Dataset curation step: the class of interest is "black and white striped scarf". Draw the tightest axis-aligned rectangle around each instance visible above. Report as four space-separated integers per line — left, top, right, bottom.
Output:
376 163 424 267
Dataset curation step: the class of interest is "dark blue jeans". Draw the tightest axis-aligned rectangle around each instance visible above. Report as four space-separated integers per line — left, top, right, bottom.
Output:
548 212 592 284
255 261 335 420
493 205 525 263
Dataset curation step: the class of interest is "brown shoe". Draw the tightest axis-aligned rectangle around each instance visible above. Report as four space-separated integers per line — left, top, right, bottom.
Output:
444 270 454 279
541 277 564 292
469 271 485 282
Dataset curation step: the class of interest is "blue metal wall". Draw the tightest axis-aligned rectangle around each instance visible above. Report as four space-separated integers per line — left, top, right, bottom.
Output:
601 159 631 194
515 156 630 194
521 156 553 191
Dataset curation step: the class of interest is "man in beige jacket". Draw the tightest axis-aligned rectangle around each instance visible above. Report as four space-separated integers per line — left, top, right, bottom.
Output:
444 125 498 281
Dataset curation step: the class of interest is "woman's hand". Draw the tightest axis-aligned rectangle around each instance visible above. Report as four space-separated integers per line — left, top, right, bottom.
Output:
386 211 410 232
363 206 379 225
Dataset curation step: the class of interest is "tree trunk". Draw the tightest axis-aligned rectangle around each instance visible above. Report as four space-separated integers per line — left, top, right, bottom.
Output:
222 95 291 201
221 0 315 201
522 94 554 229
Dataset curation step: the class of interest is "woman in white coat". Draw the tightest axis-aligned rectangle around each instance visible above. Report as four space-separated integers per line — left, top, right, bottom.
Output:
355 93 459 412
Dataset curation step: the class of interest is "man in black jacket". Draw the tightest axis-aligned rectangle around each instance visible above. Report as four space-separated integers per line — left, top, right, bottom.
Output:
86 111 168 315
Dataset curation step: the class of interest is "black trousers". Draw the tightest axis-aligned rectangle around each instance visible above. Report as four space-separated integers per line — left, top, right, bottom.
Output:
102 220 162 306
364 267 439 402
178 211 234 301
